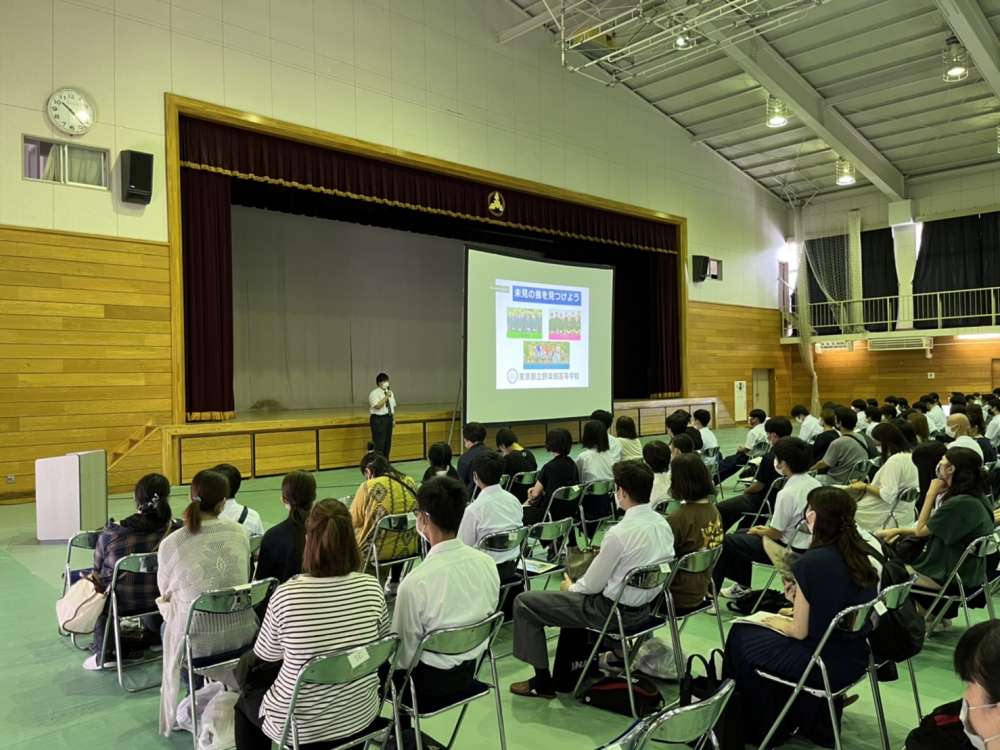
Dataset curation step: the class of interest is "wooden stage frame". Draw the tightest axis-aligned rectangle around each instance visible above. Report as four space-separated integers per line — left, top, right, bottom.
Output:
160 397 719 485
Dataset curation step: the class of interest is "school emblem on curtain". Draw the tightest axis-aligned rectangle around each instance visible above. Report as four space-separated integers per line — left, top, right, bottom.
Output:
487 190 506 217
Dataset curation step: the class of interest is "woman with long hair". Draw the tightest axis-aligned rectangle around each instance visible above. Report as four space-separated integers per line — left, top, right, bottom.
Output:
848 422 919 531
83 473 175 671
235 499 388 749
722 486 879 747
255 470 317 585
576 419 615 483
156 469 254 736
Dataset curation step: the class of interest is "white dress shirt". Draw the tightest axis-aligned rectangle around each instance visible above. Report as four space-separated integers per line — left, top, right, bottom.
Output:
391 538 499 669
576 448 616 484
569 503 675 607
928 405 946 432
743 423 766 450
699 427 719 451
218 498 264 537
797 414 822 444
458 484 524 563
987 416 1000 444
769 473 821 549
368 387 396 416
854 409 868 431
650 472 671 506
950 434 984 459
607 433 624 462
855 451 919 531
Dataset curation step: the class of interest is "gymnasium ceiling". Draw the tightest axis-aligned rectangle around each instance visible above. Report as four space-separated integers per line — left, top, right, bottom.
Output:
498 0 1000 203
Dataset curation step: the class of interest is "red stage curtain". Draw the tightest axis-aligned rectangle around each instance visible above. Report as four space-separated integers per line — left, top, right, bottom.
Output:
179 116 678 254
181 167 235 421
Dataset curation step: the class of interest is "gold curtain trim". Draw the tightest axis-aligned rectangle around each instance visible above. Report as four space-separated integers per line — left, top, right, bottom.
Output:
649 391 682 399
187 410 236 422
180 160 677 255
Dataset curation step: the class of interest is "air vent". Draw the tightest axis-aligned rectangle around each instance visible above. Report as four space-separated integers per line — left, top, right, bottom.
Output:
868 337 933 352
815 341 854 353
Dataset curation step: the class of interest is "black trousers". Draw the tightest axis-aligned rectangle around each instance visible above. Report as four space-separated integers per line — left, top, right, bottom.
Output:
378 659 477 729
718 452 749 482
712 532 770 590
717 490 766 532
370 414 394 459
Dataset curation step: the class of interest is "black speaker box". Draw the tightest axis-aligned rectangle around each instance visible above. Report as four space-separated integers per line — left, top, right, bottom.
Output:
692 254 710 282
121 150 153 205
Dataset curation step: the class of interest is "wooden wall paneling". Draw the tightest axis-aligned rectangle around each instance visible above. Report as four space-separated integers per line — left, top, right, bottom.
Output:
386 423 425 462
546 420 582 442
319 426 376 470
639 408 666 436
254 430 320 476
179 435 252 483
684 301 792 426
423 420 462 454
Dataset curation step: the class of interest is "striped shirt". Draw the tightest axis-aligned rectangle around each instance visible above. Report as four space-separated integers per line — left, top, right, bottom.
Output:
254 573 389 744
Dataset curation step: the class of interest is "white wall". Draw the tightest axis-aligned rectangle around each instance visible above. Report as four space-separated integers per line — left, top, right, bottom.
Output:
0 0 787 308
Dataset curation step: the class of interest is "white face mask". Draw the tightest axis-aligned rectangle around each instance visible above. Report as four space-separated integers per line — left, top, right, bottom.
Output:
381 382 390 391
961 698 1000 750
773 458 782 475
805 509 816 534
614 487 624 510
946 425 957 438
415 512 429 543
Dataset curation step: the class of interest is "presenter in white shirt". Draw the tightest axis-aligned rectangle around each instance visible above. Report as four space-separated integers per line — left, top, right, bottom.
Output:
510 460 675 698
368 372 396 459
389 476 500 718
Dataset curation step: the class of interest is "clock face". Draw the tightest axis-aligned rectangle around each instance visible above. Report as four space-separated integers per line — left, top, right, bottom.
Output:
46 88 95 135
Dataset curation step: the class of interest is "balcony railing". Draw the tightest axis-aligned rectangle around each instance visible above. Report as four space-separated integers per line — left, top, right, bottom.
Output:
780 284 1000 337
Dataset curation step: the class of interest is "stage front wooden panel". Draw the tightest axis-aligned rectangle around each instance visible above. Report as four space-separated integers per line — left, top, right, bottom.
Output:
179 435 252 484
255 430 318 476
684 301 792 426
0 225 174 501
319 426 372 471
423 420 463 455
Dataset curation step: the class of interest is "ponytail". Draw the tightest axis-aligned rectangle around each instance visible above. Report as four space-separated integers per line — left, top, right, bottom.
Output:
281 470 317 529
185 470 229 534
807 485 878 589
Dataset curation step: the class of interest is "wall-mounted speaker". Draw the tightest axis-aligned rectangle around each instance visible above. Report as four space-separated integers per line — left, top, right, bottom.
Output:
692 254 710 282
121 150 153 205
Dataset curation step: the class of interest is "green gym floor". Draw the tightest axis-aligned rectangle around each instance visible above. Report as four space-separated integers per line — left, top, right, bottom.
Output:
0 427 976 749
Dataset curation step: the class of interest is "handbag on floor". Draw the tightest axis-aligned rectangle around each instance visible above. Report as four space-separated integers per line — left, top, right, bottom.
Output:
56 576 107 634
678 651 743 750
582 675 663 718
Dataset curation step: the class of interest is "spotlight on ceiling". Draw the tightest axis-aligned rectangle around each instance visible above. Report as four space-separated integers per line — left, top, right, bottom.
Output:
942 35 970 82
765 94 789 128
674 29 695 49
835 158 856 186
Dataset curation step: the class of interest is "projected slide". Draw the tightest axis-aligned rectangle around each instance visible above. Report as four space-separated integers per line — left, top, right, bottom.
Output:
465 246 613 424
495 281 589 389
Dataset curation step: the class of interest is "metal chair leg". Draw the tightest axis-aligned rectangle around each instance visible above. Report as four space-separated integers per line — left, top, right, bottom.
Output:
819 665 842 750
443 704 470 750
411 680 424 750
751 569 779 614
489 653 508 750
867 658 891 750
907 658 923 722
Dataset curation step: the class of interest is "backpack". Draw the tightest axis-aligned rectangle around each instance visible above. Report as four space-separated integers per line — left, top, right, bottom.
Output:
582 675 663 718
678 651 744 750
869 547 926 664
904 700 970 750
726 588 790 616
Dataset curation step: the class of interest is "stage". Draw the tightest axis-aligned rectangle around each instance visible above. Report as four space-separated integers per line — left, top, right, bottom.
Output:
159 397 719 485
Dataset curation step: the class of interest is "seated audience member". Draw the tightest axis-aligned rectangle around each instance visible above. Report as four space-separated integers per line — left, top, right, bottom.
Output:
511 461 674 697
948 413 984 460
848 422 919 531
718 409 768 481
590 409 622 461
665 454 724 610
880 404 897 423
693 409 719 452
791 404 822 444
84 473 173 670
524 428 580 526
985 398 1000 444
157 469 254 736
952 393 969 412
644 440 672 506
810 409 839 462
864 404 883 431
904 620 1000 749
811 406 869 483
897 397 911 414
967 405 998 463
716 416 793 532
615 415 644 461
422 442 459 481
255 471 316 585
714 437 819 599
895 418 918 448
392 477 500 713
459 451 524 582
668 410 703 451
457 422 489 491
670 433 696 458
866 398 879 409
234 500 388 750
722 486 879 747
878 448 993 603
927 392 948 433
851 399 869 431
350 454 419 594
495 428 538 498
912 439 948 504
577 419 616 484
908 411 931 444
213 464 264 537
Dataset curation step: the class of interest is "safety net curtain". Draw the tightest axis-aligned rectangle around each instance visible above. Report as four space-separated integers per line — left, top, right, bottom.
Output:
792 208 820 413
804 233 849 334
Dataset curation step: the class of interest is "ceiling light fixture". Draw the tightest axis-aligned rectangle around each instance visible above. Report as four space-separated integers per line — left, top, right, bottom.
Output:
996 124 1000 154
674 29 695 49
766 94 789 128
942 35 970 82
835 158 856 186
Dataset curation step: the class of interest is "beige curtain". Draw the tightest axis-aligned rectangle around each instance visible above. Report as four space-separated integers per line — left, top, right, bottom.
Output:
793 208 820 412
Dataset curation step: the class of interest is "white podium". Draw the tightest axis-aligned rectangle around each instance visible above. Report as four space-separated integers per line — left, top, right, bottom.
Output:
35 450 108 542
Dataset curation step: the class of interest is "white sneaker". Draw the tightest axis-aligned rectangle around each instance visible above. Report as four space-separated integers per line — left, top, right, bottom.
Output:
82 654 115 671
721 584 750 599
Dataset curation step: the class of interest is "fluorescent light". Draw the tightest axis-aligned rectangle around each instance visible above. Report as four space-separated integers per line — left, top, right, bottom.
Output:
956 333 1000 340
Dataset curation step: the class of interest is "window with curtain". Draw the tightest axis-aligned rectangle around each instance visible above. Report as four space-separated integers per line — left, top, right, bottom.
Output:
860 227 896 332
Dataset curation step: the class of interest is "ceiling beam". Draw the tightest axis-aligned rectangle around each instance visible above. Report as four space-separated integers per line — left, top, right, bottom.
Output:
934 0 1000 102
699 21 907 200
498 1 584 44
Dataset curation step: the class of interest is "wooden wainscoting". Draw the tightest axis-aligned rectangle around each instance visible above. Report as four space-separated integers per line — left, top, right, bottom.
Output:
0 225 173 501
684 301 792 426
